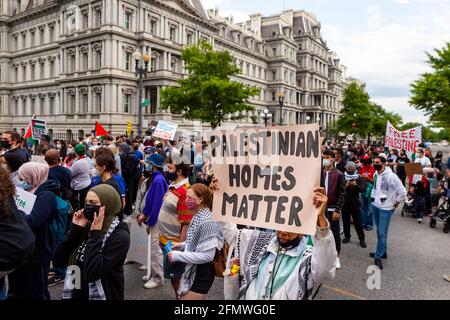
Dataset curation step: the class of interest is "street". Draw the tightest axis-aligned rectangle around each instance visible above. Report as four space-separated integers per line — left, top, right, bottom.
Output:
49 206 450 300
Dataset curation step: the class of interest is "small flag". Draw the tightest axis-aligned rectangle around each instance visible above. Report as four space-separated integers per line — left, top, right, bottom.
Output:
95 122 109 137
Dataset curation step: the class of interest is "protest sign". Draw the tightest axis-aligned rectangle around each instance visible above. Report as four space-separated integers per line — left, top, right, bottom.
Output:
385 121 422 155
404 163 423 177
412 174 423 185
14 187 37 215
126 219 149 265
31 119 46 140
153 120 178 141
208 124 321 235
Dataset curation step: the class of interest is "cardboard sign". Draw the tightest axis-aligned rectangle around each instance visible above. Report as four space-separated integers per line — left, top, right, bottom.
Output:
208 124 321 235
14 187 37 215
385 121 422 155
153 120 178 141
31 119 46 140
126 219 149 265
404 163 423 177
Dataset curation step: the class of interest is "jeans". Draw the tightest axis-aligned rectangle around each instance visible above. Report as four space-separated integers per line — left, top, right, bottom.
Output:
372 205 393 260
417 210 425 220
360 195 373 229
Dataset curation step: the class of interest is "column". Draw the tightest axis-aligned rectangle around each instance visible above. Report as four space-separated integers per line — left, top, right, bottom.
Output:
75 47 80 72
88 4 93 30
75 89 79 113
156 86 161 112
88 87 93 113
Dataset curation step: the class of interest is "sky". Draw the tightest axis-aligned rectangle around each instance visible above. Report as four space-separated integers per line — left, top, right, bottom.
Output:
201 0 450 126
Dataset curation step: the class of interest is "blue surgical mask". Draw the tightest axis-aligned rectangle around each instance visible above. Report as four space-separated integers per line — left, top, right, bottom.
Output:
19 180 32 191
145 164 153 172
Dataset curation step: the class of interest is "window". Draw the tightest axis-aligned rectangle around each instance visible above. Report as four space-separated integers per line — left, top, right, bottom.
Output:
81 52 88 70
150 19 157 35
186 32 193 45
252 65 256 77
124 52 131 70
237 34 241 44
124 11 131 30
40 62 44 79
39 28 44 45
94 7 102 27
170 58 177 72
123 94 130 113
49 96 54 115
272 91 276 101
68 53 75 72
272 70 276 80
22 66 27 81
14 36 18 51
95 93 102 113
272 47 277 57
169 26 177 42
14 67 18 82
81 93 88 113
150 56 156 72
49 60 54 77
82 11 89 30
96 51 102 69
49 25 54 42
30 31 35 47
38 98 44 115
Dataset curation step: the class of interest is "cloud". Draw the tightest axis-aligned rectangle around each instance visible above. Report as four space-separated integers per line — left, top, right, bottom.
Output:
394 0 411 4
372 97 428 124
201 0 232 10
219 9 249 22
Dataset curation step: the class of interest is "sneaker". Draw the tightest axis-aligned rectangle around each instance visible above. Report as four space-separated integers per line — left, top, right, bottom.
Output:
142 274 151 282
342 238 350 244
48 275 64 287
443 275 450 282
374 259 383 270
336 257 341 269
417 218 423 223
139 264 148 271
144 279 164 289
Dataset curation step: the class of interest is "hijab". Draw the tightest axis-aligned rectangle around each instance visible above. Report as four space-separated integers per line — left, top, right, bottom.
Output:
89 184 122 235
18 162 49 193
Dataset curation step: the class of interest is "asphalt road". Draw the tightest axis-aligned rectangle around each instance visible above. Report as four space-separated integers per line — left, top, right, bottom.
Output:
49 206 450 300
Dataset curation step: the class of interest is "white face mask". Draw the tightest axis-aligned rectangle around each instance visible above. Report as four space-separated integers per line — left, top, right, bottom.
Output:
322 159 331 168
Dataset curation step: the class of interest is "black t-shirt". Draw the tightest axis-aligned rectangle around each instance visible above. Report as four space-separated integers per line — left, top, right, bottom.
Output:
104 177 121 197
395 155 410 176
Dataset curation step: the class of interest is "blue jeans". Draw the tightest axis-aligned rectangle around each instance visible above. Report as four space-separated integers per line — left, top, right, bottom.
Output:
372 205 393 260
360 195 373 229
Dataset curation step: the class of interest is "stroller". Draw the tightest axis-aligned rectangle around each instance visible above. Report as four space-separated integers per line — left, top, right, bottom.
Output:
401 190 418 218
429 185 450 233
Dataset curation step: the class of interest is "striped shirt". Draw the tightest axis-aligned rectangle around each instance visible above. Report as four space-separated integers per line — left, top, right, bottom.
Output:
158 178 193 244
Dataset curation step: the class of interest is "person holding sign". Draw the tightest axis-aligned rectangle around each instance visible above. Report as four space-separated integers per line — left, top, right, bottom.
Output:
212 179 337 300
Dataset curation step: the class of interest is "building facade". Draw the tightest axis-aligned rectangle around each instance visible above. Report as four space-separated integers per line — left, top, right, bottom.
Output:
0 0 345 138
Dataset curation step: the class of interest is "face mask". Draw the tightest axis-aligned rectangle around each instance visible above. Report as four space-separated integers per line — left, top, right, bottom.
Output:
145 164 153 172
67 148 74 153
347 170 356 175
18 180 32 191
167 172 177 181
1 141 12 149
347 152 351 157
163 164 169 173
185 198 198 210
278 236 301 249
374 164 382 171
83 204 101 221
322 159 331 168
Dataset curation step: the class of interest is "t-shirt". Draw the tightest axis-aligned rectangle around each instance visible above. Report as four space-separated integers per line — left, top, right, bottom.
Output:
104 177 121 197
415 156 431 168
360 165 375 181
158 178 193 244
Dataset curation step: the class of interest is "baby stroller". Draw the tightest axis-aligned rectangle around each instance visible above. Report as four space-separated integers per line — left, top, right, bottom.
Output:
401 191 418 218
429 185 450 233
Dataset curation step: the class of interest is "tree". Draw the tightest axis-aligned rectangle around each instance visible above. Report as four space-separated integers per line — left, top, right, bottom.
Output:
410 43 450 130
400 122 450 141
161 41 260 129
371 103 402 137
336 83 373 137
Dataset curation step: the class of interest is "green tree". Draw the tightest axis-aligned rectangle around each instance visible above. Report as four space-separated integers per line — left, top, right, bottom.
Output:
410 43 450 130
161 41 260 128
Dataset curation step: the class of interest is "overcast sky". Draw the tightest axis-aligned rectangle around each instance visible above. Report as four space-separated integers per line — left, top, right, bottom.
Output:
201 0 450 125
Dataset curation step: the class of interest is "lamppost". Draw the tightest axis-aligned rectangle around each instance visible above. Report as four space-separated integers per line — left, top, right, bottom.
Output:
277 92 285 125
306 116 311 123
352 113 357 143
133 50 151 138
261 108 272 127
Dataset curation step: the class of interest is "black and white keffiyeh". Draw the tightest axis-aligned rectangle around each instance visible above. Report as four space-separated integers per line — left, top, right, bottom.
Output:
62 217 120 300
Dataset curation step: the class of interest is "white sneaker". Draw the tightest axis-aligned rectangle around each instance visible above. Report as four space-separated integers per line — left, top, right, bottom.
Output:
336 257 341 269
142 274 150 282
144 279 164 289
139 264 148 271
417 218 423 223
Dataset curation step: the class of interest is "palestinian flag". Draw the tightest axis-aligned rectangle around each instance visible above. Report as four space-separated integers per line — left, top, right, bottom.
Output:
23 120 37 145
95 122 109 138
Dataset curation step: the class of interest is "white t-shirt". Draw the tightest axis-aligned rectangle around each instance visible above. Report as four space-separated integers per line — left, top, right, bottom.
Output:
414 156 431 168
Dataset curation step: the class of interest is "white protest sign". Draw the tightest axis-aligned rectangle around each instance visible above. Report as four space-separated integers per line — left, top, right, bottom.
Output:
126 219 149 265
412 174 423 185
152 120 178 141
208 124 321 235
14 187 37 215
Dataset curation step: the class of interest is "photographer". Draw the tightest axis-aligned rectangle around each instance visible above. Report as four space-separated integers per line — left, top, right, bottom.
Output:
53 184 130 300
369 155 406 270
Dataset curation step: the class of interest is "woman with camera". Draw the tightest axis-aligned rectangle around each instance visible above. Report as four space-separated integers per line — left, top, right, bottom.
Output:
53 184 130 300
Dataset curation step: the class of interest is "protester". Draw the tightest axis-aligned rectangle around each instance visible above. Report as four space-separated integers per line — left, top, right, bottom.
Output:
1 131 28 163
71 144 92 211
414 149 431 168
321 150 345 269
342 162 367 248
167 184 223 300
434 151 443 172
8 162 60 300
53 184 130 300
57 140 68 160
360 155 375 231
215 183 337 300
370 155 407 269
46 149 72 195
136 153 168 289
158 160 193 298
333 148 346 173
0 166 36 299
108 144 122 176
118 143 139 217
414 180 428 224
395 149 410 186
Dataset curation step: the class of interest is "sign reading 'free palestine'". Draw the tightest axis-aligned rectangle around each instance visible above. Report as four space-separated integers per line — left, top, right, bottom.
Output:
208 124 321 235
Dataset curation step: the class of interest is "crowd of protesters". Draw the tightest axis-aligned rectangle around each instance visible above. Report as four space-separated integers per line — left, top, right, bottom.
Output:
1 127 449 300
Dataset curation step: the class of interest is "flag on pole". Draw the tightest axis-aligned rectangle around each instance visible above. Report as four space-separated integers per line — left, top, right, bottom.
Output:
95 122 109 137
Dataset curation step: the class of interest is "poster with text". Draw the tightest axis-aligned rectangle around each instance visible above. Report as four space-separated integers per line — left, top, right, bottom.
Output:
385 121 422 155
14 187 37 215
208 124 321 235
152 120 178 141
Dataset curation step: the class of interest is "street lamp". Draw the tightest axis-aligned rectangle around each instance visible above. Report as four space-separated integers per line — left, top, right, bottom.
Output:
306 116 311 123
261 108 272 127
133 49 151 137
277 92 285 126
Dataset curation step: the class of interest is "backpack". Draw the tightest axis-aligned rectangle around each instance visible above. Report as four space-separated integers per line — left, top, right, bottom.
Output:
48 195 73 252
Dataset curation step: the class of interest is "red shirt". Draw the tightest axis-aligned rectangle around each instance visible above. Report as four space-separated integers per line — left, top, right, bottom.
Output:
360 165 375 182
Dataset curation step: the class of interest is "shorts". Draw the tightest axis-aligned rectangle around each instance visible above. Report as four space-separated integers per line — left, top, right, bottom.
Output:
190 262 215 295
160 244 185 280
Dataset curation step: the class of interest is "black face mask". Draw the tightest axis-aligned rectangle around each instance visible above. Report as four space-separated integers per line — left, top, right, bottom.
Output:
83 204 101 221
374 164 383 171
167 172 177 181
1 141 12 149
278 236 301 249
